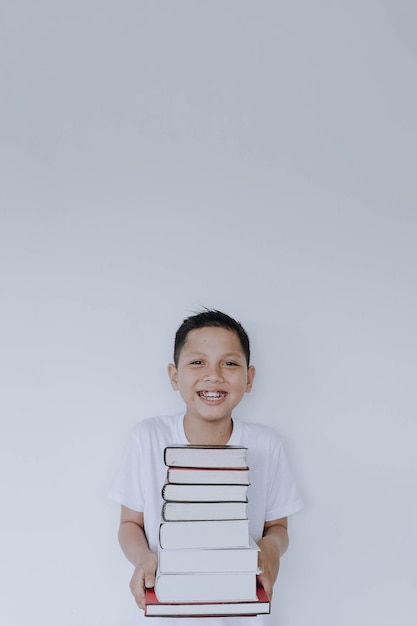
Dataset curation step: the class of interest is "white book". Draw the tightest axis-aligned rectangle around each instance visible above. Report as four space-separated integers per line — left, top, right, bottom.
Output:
167 466 250 485
162 500 247 521
159 519 250 549
158 537 260 573
164 445 248 468
162 482 248 503
154 571 258 603
145 586 270 617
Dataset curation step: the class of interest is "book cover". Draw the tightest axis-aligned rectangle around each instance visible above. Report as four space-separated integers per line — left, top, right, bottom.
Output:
164 445 248 469
159 519 250 549
162 482 248 503
144 585 270 617
157 537 259 574
162 500 248 521
167 466 250 485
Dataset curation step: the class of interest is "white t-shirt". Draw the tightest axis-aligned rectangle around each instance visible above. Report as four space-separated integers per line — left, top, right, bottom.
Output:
109 413 303 626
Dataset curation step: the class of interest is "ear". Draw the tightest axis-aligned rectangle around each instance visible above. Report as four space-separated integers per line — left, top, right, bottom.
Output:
167 363 179 390
245 365 256 392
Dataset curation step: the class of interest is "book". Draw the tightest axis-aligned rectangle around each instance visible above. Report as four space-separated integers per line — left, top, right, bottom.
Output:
162 482 248 503
159 519 250 549
144 585 271 617
153 443 267 618
167 466 250 485
157 537 260 574
164 445 248 469
154 571 257 603
162 500 247 521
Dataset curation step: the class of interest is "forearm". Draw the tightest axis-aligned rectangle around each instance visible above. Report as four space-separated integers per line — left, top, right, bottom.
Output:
258 522 289 561
118 520 153 567
118 513 158 610
256 518 289 599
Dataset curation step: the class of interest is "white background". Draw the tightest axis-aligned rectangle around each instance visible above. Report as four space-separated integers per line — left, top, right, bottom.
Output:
1 1 416 625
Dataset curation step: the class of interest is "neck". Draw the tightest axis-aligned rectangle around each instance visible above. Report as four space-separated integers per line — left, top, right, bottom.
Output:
183 415 233 446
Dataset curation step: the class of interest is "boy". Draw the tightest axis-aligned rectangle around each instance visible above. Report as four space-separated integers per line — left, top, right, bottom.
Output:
109 309 303 625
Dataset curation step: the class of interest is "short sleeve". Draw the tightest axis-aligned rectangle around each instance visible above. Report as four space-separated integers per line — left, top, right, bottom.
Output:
107 431 145 512
265 436 304 521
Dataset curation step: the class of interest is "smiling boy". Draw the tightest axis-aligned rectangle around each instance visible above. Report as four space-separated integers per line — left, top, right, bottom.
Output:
168 323 255 446
109 309 303 626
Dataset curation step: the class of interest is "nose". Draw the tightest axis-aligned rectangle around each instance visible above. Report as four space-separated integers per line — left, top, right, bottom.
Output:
203 365 224 383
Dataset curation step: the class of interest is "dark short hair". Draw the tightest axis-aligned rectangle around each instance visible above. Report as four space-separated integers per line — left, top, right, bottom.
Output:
173 309 251 367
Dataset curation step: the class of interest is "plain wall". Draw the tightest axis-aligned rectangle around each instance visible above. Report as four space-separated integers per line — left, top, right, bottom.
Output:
1 2 416 625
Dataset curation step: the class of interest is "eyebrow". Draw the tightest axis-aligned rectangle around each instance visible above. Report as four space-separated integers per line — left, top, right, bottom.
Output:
185 352 245 360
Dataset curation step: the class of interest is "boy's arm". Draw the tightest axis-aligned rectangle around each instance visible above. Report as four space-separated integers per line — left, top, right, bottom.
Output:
118 505 158 610
256 517 289 600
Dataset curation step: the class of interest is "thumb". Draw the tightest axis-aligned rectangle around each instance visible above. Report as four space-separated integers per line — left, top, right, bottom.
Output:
144 572 155 588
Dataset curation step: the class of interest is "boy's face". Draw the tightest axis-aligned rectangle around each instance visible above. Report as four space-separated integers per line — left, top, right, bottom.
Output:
168 326 255 429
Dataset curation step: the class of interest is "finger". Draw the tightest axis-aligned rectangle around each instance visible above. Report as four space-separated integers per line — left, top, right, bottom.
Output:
135 594 146 610
143 561 157 589
144 572 156 588
132 582 147 610
130 571 146 608
257 573 272 600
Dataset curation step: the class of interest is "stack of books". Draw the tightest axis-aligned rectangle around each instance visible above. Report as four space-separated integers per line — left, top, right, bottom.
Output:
145 445 271 617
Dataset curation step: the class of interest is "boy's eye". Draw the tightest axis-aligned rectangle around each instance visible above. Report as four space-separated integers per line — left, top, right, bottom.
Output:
224 361 238 367
190 360 203 365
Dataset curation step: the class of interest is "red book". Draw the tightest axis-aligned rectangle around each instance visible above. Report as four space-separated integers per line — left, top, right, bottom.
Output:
144 585 270 617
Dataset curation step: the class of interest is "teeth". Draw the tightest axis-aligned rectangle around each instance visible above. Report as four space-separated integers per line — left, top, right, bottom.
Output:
199 392 226 399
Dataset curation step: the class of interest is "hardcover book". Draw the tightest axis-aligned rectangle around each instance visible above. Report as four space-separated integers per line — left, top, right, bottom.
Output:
161 500 247 521
166 466 250 485
154 571 257 603
164 445 248 469
162 482 248 503
159 519 250 549
144 585 271 617
157 537 259 574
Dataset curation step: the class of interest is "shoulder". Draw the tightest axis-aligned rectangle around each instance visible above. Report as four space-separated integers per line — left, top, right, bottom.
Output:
237 419 284 444
233 418 286 458
130 413 183 442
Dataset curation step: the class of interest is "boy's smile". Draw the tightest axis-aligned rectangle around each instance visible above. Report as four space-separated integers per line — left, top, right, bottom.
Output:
197 391 227 402
168 326 255 440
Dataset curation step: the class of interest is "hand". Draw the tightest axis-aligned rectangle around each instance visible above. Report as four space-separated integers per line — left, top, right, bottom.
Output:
129 551 158 610
256 537 280 600
256 519 288 600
